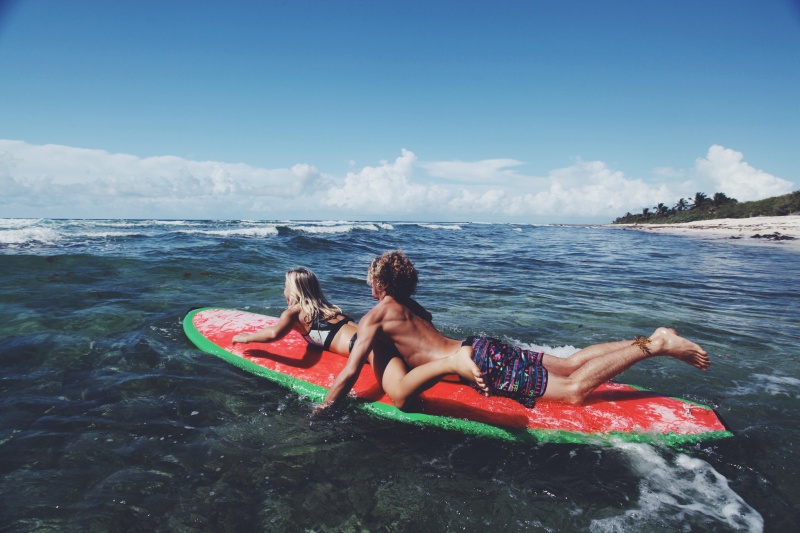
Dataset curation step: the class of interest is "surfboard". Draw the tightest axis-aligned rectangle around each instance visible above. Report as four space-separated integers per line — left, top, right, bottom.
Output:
183 307 732 446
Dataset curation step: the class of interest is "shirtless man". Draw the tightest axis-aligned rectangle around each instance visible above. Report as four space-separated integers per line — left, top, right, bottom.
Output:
316 250 711 412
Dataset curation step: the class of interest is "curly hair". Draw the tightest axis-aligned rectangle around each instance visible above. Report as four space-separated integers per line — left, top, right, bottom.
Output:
367 250 418 299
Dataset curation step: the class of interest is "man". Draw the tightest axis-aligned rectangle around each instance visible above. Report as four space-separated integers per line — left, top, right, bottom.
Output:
316 250 710 412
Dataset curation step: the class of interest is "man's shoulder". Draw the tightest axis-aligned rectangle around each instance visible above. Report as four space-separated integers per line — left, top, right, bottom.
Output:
364 297 404 322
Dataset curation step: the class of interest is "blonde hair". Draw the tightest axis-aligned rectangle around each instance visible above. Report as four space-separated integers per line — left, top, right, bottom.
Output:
367 250 418 298
285 268 342 325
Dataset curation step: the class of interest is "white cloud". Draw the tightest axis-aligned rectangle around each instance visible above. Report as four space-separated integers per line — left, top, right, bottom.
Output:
0 140 793 221
420 158 525 184
325 153 672 220
515 160 672 218
325 149 446 213
694 145 793 202
0 140 319 218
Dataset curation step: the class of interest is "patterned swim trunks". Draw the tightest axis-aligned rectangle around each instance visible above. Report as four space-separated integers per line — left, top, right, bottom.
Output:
464 336 548 408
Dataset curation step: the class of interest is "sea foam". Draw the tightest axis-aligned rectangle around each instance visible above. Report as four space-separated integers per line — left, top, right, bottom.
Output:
590 441 763 532
0 227 61 246
180 227 279 238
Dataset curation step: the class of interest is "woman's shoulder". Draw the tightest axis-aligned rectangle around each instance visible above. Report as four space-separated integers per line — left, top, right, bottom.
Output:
282 305 304 320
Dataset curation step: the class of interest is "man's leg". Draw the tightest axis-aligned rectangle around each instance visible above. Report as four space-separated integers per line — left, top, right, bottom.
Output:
542 328 710 404
542 340 633 377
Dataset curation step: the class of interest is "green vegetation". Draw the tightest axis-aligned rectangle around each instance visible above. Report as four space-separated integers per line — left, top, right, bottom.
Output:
612 191 800 224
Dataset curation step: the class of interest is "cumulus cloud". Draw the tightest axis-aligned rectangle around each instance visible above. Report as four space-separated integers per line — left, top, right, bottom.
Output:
524 160 673 217
0 140 320 218
0 140 793 221
420 158 526 184
325 152 671 220
325 149 446 213
694 145 794 202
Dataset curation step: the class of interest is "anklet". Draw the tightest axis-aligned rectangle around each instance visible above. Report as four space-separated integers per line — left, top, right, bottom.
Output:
632 336 652 356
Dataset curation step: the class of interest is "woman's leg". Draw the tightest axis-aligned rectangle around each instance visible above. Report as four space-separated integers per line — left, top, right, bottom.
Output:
371 345 485 410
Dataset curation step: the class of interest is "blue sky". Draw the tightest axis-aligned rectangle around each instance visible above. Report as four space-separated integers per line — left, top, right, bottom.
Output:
1 0 798 222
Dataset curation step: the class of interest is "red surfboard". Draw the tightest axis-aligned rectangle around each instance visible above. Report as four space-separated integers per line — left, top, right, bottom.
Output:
184 308 731 446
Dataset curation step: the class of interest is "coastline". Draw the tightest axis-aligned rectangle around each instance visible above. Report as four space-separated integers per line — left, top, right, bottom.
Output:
610 215 800 249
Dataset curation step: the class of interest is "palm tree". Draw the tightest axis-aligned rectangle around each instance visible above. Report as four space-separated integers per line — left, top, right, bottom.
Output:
675 198 688 212
691 192 708 209
656 203 669 216
642 207 651 219
712 192 736 207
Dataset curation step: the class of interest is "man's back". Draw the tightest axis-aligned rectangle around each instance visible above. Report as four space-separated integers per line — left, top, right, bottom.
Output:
317 250 483 411
365 295 463 368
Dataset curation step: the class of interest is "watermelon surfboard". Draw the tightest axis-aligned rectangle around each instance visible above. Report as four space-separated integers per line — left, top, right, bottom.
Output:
183 308 732 446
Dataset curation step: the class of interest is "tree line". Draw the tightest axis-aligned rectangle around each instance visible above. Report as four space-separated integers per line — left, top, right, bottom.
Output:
612 191 800 224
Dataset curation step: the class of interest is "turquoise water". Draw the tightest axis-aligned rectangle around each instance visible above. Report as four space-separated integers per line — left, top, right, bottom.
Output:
1 218 798 531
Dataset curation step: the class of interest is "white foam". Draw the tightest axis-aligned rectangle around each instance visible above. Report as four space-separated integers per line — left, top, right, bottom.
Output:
81 231 143 239
98 219 198 228
510 339 579 358
180 226 279 238
730 373 800 398
292 223 382 234
589 441 763 532
0 218 43 229
418 223 463 230
393 221 464 230
149 219 196 226
0 227 62 245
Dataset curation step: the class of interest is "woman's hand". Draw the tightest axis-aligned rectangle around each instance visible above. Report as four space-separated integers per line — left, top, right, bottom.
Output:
231 334 249 344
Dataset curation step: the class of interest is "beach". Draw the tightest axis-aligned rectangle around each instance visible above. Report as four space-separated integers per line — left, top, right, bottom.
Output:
615 215 800 249
2 218 797 531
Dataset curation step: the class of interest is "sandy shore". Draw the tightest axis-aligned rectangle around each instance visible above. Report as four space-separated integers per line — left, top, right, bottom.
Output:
612 215 800 249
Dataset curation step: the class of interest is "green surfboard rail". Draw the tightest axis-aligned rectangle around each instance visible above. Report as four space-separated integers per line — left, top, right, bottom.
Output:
183 308 733 447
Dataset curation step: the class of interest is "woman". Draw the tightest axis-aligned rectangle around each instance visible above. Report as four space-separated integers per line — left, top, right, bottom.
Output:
232 268 410 399
232 267 359 354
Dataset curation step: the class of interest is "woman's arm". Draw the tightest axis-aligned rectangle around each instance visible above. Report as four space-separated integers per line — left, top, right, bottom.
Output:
232 307 301 344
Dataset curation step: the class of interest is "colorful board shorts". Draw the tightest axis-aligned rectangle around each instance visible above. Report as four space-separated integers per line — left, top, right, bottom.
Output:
464 336 548 408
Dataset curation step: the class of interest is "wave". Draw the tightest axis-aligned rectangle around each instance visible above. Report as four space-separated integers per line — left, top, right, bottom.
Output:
62 219 204 229
0 218 402 247
402 223 463 230
285 222 394 234
0 218 44 230
729 372 800 398
0 226 62 245
80 231 146 239
179 227 280 238
509 339 579 358
590 441 763 532
88 220 186 228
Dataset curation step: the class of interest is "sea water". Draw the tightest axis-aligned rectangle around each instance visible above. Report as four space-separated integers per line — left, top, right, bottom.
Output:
1 218 797 531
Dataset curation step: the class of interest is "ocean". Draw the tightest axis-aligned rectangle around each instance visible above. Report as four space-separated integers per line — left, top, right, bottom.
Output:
1 218 797 531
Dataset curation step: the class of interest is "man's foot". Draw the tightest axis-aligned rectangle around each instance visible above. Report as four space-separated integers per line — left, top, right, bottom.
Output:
452 347 488 392
648 327 710 370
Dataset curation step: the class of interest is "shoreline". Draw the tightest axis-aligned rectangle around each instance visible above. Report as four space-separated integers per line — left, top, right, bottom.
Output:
609 215 800 250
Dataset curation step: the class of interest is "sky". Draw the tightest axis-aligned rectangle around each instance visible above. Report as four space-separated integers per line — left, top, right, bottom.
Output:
0 0 798 223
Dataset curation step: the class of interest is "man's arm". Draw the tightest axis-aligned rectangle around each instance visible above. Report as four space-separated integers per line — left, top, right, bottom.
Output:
314 311 381 413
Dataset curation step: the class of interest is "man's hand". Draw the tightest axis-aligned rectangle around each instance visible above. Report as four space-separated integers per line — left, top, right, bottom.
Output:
311 400 334 417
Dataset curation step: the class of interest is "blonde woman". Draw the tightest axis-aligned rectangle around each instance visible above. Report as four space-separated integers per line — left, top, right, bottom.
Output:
232 268 360 355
